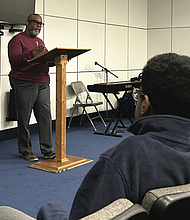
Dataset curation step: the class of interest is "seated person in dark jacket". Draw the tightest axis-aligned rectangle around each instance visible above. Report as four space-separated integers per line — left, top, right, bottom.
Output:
37 53 190 220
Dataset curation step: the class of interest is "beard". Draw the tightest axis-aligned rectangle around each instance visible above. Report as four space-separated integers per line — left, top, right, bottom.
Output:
29 29 40 37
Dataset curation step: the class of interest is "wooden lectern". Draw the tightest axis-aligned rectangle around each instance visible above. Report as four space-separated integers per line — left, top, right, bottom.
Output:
28 47 93 173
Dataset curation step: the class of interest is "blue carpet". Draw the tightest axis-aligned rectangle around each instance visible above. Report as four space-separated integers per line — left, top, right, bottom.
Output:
0 118 133 218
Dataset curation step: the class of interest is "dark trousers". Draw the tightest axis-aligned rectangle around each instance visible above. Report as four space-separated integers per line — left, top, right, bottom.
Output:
9 77 54 155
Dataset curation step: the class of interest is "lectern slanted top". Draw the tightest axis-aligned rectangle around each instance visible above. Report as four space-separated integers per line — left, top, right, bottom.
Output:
28 47 91 63
28 47 92 173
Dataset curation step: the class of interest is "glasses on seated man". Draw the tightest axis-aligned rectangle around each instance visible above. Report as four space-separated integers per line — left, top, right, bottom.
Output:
132 87 145 102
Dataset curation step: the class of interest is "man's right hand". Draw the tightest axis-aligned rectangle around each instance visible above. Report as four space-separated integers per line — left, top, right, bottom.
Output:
33 41 46 56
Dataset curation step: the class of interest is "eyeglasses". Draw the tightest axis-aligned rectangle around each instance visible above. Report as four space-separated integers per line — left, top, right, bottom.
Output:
132 87 146 101
28 20 44 27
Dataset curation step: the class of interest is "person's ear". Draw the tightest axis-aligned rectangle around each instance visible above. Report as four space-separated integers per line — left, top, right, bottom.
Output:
141 95 154 116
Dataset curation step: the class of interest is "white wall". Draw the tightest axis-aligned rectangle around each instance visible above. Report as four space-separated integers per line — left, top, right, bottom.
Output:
147 0 190 58
2 0 190 132
0 0 147 131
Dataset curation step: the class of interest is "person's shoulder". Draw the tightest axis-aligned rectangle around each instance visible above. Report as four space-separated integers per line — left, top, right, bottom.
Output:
101 135 142 160
10 32 25 41
8 32 22 45
14 32 25 37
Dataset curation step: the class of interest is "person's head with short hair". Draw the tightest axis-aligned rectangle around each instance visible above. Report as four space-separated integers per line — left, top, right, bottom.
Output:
25 14 43 37
135 53 190 120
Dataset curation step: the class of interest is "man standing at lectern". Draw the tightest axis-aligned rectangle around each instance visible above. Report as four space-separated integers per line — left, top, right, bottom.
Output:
8 14 55 161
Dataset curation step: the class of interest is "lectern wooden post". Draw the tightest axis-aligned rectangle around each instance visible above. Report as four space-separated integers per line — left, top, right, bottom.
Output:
55 54 67 162
28 47 92 173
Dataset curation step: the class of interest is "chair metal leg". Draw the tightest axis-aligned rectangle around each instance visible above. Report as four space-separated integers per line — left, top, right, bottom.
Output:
68 105 77 128
84 109 97 131
94 105 107 127
69 104 105 131
79 108 85 125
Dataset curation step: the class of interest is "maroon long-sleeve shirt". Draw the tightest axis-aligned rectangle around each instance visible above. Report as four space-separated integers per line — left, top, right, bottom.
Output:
8 32 50 83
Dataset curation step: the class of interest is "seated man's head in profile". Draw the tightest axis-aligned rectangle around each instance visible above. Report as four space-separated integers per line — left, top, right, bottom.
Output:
135 53 190 120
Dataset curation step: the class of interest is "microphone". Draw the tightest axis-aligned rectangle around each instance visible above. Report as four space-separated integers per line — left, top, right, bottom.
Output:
130 77 138 81
130 73 143 81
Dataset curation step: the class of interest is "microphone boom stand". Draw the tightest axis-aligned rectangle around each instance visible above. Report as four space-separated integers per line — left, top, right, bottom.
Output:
95 61 118 121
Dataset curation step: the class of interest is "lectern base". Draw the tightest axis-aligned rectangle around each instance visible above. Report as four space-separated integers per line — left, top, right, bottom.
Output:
28 155 93 173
